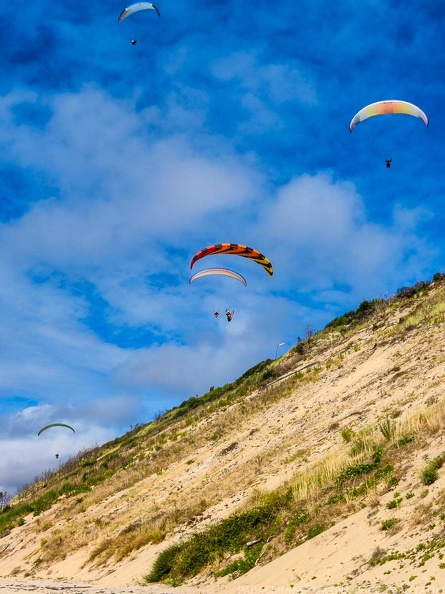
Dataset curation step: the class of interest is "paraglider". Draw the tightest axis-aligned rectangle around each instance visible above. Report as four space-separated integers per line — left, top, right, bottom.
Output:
349 100 429 132
189 268 247 287
37 423 75 437
225 309 235 322
118 2 161 23
119 2 160 44
190 244 273 278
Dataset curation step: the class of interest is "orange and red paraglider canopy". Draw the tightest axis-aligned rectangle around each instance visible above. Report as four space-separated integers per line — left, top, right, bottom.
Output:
190 243 273 277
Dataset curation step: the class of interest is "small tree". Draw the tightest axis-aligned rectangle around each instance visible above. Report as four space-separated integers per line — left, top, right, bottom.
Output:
0 491 10 510
305 325 314 341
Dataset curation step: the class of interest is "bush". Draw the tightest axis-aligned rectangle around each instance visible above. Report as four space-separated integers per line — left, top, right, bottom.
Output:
307 524 325 539
325 298 381 331
216 542 263 578
421 452 445 485
394 435 415 448
433 272 445 283
336 463 375 486
396 281 429 300
421 463 439 485
146 502 284 582
31 490 59 516
295 342 304 355
381 518 399 531
145 544 182 583
340 427 355 443
260 368 279 382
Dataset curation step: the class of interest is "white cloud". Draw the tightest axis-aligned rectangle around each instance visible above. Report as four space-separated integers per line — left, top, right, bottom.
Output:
256 172 434 298
211 51 318 106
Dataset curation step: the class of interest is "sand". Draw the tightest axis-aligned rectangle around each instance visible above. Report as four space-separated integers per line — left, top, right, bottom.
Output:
0 579 202 594
2 293 445 594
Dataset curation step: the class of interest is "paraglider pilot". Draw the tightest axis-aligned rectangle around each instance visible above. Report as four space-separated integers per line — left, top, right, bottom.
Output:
225 309 235 322
385 158 392 168
214 311 219 318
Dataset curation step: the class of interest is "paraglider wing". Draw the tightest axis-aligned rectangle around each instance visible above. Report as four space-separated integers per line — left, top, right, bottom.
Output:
38 423 75 437
189 268 247 287
349 100 429 132
190 243 273 277
118 2 160 23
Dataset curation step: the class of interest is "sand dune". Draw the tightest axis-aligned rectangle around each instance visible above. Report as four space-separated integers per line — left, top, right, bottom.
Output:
2 287 445 594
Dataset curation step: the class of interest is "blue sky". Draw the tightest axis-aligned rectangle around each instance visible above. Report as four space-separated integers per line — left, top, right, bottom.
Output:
1 0 444 494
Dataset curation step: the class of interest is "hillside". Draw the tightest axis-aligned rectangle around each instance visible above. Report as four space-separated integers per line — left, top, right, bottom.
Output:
2 278 445 594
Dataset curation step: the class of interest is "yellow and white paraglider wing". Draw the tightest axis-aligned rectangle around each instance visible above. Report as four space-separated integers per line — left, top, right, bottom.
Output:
118 2 160 23
37 423 75 437
189 268 247 287
349 100 429 132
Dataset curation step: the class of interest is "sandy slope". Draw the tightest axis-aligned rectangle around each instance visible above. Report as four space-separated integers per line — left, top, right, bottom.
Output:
2 290 445 594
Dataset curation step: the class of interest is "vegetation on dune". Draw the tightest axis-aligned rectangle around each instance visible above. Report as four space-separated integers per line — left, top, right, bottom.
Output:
421 453 445 486
144 399 445 584
324 274 445 335
3 273 445 582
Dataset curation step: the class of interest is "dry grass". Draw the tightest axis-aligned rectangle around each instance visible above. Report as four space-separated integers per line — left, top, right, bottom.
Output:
292 449 350 502
409 502 434 528
37 521 96 565
87 525 166 566
366 486 381 508
394 400 445 439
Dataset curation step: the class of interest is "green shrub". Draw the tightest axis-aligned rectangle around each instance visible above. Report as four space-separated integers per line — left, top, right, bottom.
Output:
31 490 59 516
307 524 325 539
340 427 355 443
421 464 439 485
216 543 263 578
394 435 415 448
0 501 33 537
336 463 375 486
373 463 394 480
433 272 445 282
421 453 445 485
284 508 310 543
295 342 304 355
145 544 182 583
146 502 283 582
386 497 402 509
260 368 279 382
381 518 399 531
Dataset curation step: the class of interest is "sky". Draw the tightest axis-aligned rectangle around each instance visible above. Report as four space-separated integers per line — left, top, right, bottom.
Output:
1 0 444 495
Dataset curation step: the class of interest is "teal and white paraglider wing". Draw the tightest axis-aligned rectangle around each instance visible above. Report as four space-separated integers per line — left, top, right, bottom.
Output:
118 2 160 23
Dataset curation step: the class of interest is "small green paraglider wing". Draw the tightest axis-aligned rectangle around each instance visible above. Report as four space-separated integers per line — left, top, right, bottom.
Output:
37 423 75 437
118 2 160 22
349 100 429 132
189 268 247 287
190 243 273 277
